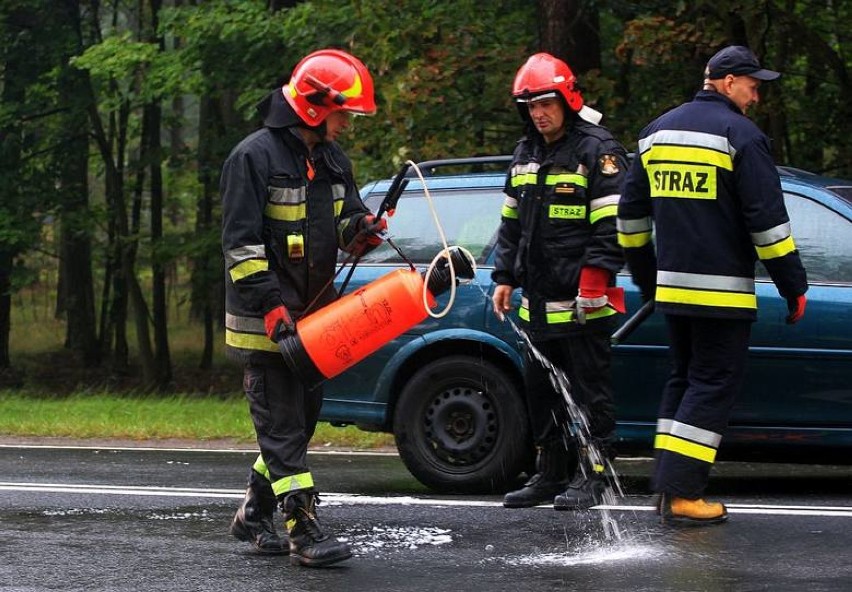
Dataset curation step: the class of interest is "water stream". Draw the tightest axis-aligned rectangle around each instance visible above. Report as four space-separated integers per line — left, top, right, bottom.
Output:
475 284 627 541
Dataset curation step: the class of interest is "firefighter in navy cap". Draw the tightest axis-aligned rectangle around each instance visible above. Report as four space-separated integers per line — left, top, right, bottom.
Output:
618 45 807 525
221 49 385 565
492 53 628 511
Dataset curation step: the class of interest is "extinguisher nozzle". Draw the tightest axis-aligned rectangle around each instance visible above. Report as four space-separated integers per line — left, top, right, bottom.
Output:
425 246 476 297
278 332 326 389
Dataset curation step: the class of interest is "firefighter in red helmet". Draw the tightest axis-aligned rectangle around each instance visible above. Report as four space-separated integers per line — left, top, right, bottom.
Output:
221 49 384 566
492 53 628 510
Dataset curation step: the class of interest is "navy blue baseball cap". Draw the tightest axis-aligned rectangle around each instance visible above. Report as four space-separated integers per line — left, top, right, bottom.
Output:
705 46 781 81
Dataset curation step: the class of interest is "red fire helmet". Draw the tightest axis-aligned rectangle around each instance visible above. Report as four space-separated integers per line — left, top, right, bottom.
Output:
283 49 377 127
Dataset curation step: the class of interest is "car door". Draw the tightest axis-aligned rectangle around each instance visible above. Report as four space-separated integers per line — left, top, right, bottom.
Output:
731 183 852 433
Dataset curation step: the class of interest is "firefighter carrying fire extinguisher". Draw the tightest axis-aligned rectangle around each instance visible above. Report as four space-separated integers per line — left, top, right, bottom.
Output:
220 49 386 567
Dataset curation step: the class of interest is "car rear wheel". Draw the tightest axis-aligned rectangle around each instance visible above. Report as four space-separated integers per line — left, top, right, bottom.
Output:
392 355 530 494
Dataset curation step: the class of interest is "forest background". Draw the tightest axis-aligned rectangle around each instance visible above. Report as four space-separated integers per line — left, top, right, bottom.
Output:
0 0 849 396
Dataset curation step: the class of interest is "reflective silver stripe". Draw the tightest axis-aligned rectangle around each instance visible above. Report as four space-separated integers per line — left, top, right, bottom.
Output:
590 194 620 211
503 196 518 209
638 130 736 159
751 222 791 246
545 300 575 312
616 216 652 233
658 418 721 448
576 163 589 177
268 186 306 205
521 298 577 312
517 91 558 103
512 162 540 176
225 313 265 334
225 245 267 268
657 270 754 294
331 184 346 200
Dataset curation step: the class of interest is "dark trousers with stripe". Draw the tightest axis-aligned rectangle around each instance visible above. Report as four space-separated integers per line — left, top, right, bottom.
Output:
524 325 617 458
243 361 324 493
653 314 752 498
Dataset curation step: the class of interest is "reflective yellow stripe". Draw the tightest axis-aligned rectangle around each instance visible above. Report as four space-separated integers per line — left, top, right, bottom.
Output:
520 304 617 324
589 204 617 224
511 173 538 187
655 434 717 463
546 307 616 324
265 202 306 221
272 471 314 497
229 259 268 282
656 286 757 309
618 231 652 248
333 199 343 216
252 455 270 478
502 205 519 219
642 145 733 171
225 329 278 352
545 173 588 187
755 235 796 260
593 464 605 474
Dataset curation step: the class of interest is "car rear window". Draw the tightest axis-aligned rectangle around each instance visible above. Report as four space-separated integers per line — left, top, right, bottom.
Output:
357 188 504 264
757 193 852 284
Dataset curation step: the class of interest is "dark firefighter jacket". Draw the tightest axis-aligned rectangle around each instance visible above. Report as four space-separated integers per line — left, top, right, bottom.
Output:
221 96 370 363
492 120 627 339
617 90 808 321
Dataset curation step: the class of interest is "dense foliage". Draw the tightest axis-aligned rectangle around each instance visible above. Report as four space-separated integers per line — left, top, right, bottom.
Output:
0 0 849 390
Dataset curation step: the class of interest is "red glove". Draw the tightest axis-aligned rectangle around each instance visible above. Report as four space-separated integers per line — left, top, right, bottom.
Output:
351 214 387 256
576 266 611 324
785 294 806 325
361 214 387 246
264 305 295 342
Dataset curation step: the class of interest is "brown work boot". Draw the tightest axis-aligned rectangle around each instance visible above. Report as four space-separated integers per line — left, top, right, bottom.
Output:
660 493 728 526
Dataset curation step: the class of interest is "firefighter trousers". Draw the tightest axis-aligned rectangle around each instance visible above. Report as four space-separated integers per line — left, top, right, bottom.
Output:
523 326 617 459
242 361 324 498
652 314 752 498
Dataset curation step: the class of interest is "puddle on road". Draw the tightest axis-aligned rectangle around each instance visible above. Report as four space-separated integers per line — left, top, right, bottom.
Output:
340 525 453 556
147 509 212 521
42 508 115 517
490 539 664 567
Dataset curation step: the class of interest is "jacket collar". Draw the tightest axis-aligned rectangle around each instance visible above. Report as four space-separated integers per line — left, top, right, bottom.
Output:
694 89 743 115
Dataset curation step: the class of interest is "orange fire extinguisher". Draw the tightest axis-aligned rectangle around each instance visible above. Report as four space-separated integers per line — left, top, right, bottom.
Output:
279 246 475 387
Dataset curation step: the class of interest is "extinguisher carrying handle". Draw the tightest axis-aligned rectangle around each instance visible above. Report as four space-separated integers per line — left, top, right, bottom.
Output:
610 299 655 345
376 163 411 219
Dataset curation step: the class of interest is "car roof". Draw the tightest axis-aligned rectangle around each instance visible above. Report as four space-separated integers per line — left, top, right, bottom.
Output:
361 155 852 204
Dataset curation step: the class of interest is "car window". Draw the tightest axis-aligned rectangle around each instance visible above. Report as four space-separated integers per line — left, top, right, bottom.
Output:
354 188 504 264
756 192 852 283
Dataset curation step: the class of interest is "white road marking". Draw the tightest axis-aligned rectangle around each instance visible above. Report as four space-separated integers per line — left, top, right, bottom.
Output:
2 482 851 517
0 444 396 456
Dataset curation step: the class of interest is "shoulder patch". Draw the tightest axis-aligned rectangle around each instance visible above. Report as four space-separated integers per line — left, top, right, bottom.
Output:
599 154 620 176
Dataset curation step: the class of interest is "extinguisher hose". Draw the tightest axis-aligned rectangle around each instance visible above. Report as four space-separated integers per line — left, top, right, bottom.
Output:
405 160 477 319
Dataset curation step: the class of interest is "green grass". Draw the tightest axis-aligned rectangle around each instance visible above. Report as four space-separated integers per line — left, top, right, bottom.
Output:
0 391 396 449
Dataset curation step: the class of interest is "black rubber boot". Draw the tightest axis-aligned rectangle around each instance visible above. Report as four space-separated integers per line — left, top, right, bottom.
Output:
553 470 607 511
503 442 577 508
282 490 352 567
230 471 287 555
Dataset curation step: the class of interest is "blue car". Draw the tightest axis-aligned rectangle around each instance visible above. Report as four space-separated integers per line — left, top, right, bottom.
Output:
320 157 852 493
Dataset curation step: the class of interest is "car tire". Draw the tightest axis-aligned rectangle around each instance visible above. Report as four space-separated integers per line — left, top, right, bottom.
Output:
392 355 530 494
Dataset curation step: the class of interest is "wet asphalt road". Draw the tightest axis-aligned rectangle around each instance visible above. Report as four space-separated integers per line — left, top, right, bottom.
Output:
1 444 851 592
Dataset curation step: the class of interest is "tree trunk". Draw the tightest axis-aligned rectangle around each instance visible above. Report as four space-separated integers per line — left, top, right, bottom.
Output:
538 0 600 74
56 0 99 367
